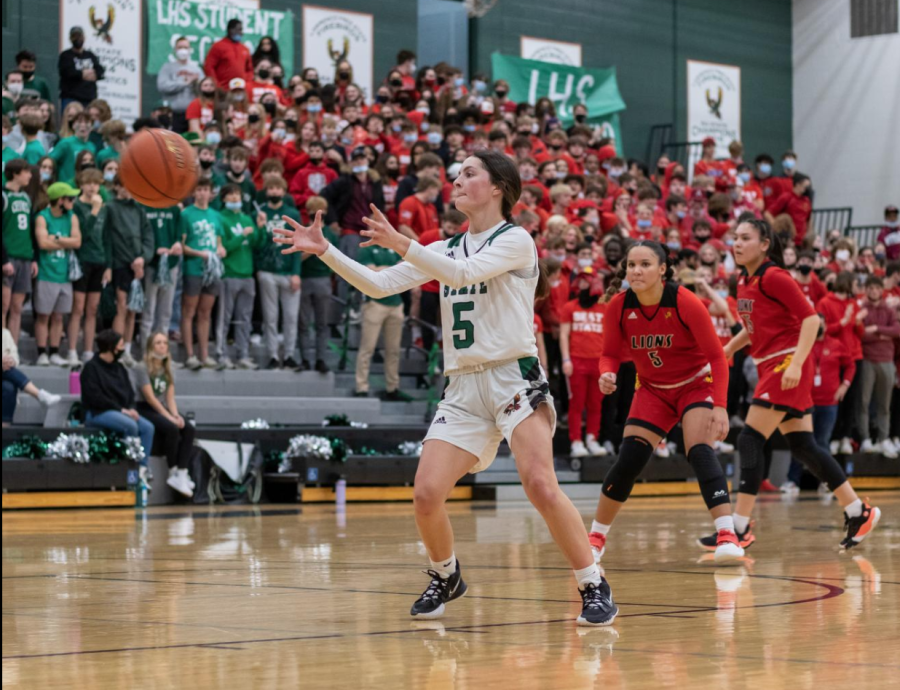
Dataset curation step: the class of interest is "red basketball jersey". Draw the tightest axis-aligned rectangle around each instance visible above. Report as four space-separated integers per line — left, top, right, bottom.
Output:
599 283 728 405
736 262 816 361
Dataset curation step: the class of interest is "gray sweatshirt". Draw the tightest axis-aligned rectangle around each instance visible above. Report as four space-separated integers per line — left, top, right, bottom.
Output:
156 60 205 113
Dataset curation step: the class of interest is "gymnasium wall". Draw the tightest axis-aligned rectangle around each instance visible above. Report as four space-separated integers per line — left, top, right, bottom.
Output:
469 0 794 161
793 0 900 225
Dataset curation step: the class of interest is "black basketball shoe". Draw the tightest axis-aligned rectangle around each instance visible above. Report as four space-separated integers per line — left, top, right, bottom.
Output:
577 577 618 626
840 500 881 550
410 561 467 619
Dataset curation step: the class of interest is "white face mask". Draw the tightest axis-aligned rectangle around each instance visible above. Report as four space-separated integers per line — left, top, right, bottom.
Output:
577 258 592 268
835 249 851 262
7 82 23 96
175 48 190 61
352 164 369 175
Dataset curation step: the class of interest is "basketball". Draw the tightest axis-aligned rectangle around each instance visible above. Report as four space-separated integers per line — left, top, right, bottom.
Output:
119 128 198 208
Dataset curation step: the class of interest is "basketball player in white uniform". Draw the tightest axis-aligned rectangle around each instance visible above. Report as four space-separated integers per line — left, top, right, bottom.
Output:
275 150 616 626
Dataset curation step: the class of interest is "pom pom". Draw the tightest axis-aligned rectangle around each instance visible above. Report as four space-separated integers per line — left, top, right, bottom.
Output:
241 418 270 430
46 433 91 463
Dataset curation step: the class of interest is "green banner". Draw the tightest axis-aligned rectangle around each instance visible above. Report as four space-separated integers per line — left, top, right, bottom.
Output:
491 53 626 148
146 0 294 76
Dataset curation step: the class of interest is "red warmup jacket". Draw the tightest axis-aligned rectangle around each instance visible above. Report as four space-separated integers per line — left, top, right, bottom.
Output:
289 162 339 209
768 190 812 245
204 38 252 89
810 336 856 407
816 293 864 361
795 273 827 307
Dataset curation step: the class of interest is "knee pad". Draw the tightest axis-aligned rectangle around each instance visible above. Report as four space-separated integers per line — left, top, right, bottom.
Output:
688 444 731 509
602 436 654 503
737 425 767 496
785 431 847 492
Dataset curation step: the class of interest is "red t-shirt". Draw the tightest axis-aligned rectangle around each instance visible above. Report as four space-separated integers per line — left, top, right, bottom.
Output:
768 190 812 244
398 195 439 238
247 81 286 105
816 293 864 361
560 299 607 358
599 283 729 406
185 98 215 126
795 273 827 308
810 336 856 407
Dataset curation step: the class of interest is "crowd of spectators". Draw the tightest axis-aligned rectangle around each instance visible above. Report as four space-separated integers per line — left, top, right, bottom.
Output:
3 26 899 475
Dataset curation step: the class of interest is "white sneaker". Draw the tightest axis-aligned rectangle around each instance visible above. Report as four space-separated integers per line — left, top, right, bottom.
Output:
182 468 196 490
237 358 258 370
120 352 137 368
881 438 899 459
81 351 94 363
37 389 61 407
166 467 194 498
730 415 745 429
603 440 615 456
585 435 607 456
66 351 80 367
184 355 202 371
860 439 879 454
655 441 670 459
49 353 67 367
214 357 233 370
780 481 800 495
570 440 589 458
817 482 831 496
35 353 50 366
715 440 735 453
839 437 854 455
830 440 840 455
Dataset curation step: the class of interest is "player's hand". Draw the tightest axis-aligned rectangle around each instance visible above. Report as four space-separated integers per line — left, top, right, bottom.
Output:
781 361 802 390
273 210 328 256
361 204 411 256
2 262 13 277
562 360 573 377
599 372 617 394
710 406 729 442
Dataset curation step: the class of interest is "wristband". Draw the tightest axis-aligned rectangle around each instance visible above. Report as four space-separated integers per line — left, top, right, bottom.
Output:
563 358 571 363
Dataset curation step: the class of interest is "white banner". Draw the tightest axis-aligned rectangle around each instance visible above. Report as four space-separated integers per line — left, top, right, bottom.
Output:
687 59 741 158
194 0 259 10
60 0 143 125
302 5 374 99
520 36 582 67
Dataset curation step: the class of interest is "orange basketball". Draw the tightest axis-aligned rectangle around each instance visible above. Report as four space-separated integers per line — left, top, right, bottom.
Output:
119 128 198 208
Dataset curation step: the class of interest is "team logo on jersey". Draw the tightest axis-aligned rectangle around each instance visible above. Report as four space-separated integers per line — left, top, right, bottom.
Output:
503 394 522 416
664 310 672 319
630 334 674 350
774 354 793 373
434 416 447 424
628 312 638 320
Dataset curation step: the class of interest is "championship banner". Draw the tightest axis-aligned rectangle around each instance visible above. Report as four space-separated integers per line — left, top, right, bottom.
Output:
491 53 626 148
147 0 294 77
687 59 741 158
302 5 374 99
60 0 142 124
520 37 582 67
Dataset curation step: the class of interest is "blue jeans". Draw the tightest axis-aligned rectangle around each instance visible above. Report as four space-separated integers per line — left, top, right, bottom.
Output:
788 404 839 485
85 410 155 463
2 368 31 423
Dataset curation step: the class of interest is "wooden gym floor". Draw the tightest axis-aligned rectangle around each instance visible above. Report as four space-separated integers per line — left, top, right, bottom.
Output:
2 492 898 689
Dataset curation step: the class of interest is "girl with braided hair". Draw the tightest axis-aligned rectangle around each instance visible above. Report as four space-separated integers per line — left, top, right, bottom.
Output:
589 240 745 564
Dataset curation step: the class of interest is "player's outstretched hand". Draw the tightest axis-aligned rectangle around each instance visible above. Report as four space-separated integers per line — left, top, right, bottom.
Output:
710 406 729 442
599 372 617 395
361 204 411 255
274 210 328 256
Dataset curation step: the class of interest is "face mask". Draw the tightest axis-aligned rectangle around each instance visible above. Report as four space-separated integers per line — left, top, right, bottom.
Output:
176 48 190 61
72 38 85 49
724 238 734 247
578 288 600 308
835 249 851 262
266 194 283 205
427 132 442 145
667 241 681 250
389 78 403 88
550 252 566 262
258 69 271 80
201 89 216 98
738 172 751 184
338 71 351 80
103 170 116 182
387 168 400 179
758 163 772 175
40 170 51 182
352 164 369 175
700 259 716 267
231 33 243 43
716 289 728 299
782 158 796 170
1 135 9 146
637 218 652 229
556 171 567 179
472 80 486 93
306 78 319 88
375 94 388 104
225 201 242 212
797 264 813 276
307 103 322 113
676 210 687 219
232 92 245 102
608 168 624 179
20 70 34 80
454 77 465 87
495 89 508 98
199 158 214 169
574 114 586 124
272 128 286 141
420 122 430 133
620 279 630 290
248 114 260 124
399 133 417 145
577 258 592 268
8 83 23 96
875 252 886 262
263 101 277 115
884 220 899 228
463 124 476 133
205 132 221 145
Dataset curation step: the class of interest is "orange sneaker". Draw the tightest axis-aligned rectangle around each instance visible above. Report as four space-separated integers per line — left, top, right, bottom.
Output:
698 521 755 551
840 499 881 549
589 532 607 563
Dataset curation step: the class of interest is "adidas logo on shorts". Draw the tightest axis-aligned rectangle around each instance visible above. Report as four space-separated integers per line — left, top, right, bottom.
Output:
705 396 714 403
434 417 447 424
760 393 770 400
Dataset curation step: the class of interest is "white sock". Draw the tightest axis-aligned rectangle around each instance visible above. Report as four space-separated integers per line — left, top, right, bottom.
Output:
733 513 750 533
844 498 863 518
574 563 602 589
429 553 456 579
590 520 611 536
714 515 735 533
123 342 132 355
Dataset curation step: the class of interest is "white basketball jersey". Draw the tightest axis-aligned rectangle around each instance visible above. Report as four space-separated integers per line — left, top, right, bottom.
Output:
437 222 539 374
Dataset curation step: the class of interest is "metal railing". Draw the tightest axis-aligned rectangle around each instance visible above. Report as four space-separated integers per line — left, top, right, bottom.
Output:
845 224 883 248
661 142 705 185
645 124 674 168
809 207 853 237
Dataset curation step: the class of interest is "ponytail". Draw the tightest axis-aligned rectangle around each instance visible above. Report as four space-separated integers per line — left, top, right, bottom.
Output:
740 218 784 268
603 263 627 303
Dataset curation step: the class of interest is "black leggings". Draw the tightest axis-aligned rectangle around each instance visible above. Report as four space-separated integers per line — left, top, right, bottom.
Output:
136 403 196 469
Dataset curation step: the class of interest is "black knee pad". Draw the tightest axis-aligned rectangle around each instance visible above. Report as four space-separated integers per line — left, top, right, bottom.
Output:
737 425 767 496
602 436 654 502
687 443 731 509
785 431 847 492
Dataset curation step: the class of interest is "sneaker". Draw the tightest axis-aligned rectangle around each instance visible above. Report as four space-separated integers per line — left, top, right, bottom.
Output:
237 358 258 370
81 351 94 363
715 439 735 453
213 357 231 370
589 531 607 563
730 415 746 429
603 440 616 456
49 353 67 367
166 467 194 498
66 351 80 367
840 500 881 549
570 440 589 458
315 359 330 374
37 389 61 407
295 359 311 372
760 479 779 493
585 435 608 456
184 355 202 372
119 352 137 368
839 437 854 455
698 522 755 551
410 561 467 619
383 389 413 402
881 438 899 459
36 353 50 366
860 439 879 454
577 578 618 626
283 357 299 370
265 358 281 370
830 440 840 455
780 481 800 495
138 464 154 490
655 441 670 459
713 530 745 563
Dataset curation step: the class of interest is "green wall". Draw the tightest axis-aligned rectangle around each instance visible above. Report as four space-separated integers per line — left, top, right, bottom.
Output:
471 0 793 161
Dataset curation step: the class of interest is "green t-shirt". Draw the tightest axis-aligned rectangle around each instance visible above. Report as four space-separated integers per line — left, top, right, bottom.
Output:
254 203 301 276
36 208 72 283
357 245 402 306
133 362 174 405
96 146 120 168
211 171 256 215
72 198 107 266
179 205 224 277
50 136 97 185
2 147 21 174
22 139 46 166
300 226 338 279
2 186 34 260
220 209 260 279
22 75 52 102
142 205 181 269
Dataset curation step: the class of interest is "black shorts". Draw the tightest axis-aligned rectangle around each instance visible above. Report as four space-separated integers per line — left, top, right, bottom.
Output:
73 262 107 293
112 266 135 292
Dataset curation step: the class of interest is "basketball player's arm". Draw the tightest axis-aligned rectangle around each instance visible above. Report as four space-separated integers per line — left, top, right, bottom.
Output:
597 295 623 378
318 245 432 300
679 291 729 407
401 230 534 289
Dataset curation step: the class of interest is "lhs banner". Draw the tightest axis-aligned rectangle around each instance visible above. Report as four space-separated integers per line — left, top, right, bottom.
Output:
687 59 741 158
146 0 294 76
302 5 374 99
60 0 142 124
491 53 626 148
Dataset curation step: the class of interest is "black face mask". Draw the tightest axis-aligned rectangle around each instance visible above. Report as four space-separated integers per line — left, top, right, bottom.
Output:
20 70 34 80
294 96 305 106
578 288 599 308
574 114 587 124
338 71 351 80
158 114 172 129
797 264 813 276
437 76 446 86
307 78 319 88
308 156 323 165
201 89 216 98
266 194 283 205
258 69 271 80
263 102 276 115
694 234 710 244
199 159 214 170
72 38 85 49
700 259 716 267
285 118 298 127
113 349 124 361
658 166 667 175
386 168 400 179
390 78 403 88
248 114 261 124
495 89 508 98
273 75 284 88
